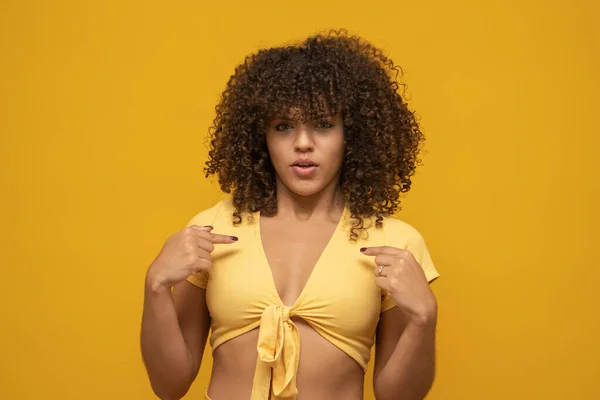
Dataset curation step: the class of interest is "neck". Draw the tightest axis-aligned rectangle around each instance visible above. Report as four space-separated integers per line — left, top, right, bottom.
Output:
273 177 345 222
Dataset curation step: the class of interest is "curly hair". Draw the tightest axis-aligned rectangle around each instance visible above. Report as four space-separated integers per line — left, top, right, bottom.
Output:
204 29 426 240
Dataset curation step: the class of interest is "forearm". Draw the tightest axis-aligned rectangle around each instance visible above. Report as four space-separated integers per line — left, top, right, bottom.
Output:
140 281 195 400
374 317 437 400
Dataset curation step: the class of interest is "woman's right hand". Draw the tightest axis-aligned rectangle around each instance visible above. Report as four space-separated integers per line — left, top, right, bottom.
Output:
145 225 238 290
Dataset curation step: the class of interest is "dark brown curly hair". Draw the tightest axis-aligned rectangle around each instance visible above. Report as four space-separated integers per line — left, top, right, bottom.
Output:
204 29 426 240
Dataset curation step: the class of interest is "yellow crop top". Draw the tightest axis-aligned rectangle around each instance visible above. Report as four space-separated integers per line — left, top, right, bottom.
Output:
186 199 439 399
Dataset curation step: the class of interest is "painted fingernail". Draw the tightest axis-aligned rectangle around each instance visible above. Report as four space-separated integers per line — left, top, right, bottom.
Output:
360 247 367 252
230 236 239 241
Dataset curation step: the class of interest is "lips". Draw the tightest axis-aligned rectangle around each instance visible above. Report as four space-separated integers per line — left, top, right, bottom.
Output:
290 159 319 177
291 159 319 168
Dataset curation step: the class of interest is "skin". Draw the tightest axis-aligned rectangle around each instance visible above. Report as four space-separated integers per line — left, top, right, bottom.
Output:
140 110 437 400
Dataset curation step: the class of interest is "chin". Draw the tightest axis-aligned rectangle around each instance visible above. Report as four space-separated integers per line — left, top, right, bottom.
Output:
282 180 328 198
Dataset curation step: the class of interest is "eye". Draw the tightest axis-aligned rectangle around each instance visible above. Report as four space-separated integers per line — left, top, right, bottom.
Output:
314 121 334 130
274 123 293 131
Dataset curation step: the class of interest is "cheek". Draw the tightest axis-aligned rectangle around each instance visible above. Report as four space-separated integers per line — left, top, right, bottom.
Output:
327 136 346 164
266 137 284 164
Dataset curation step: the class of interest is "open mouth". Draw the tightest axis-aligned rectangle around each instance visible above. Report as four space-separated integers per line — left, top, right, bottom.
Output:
291 160 319 176
291 160 319 168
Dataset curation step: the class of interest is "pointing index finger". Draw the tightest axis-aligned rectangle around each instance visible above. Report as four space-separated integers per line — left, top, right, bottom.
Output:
210 233 239 244
360 246 402 256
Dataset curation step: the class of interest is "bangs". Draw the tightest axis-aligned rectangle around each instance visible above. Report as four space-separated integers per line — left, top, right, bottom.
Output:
254 49 344 124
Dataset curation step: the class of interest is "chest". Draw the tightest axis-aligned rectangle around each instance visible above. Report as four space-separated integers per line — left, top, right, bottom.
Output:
206 215 386 336
259 218 338 307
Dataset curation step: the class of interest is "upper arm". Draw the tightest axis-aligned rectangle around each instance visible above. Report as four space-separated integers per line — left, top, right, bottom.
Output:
375 216 440 374
374 218 440 392
373 306 409 386
172 280 211 376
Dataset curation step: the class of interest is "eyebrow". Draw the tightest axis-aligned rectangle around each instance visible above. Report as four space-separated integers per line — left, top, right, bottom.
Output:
272 114 335 121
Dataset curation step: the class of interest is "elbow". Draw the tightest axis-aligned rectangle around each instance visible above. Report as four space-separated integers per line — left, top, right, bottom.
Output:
143 354 197 400
375 392 430 400
148 374 193 400
374 387 404 400
150 384 189 400
374 377 435 400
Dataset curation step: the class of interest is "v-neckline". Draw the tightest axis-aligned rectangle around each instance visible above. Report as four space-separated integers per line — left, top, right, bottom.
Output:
254 204 348 309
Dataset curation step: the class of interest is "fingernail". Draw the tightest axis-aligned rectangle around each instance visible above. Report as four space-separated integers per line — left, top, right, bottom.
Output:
230 236 239 241
360 247 367 252
203 225 213 229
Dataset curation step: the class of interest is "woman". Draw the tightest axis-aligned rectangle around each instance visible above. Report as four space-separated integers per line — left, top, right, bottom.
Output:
141 29 440 400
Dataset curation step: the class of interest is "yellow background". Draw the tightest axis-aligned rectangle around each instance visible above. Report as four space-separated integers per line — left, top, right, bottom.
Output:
1 0 598 399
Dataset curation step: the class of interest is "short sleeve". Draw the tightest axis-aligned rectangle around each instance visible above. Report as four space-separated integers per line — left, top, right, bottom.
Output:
184 201 222 289
380 220 440 313
187 270 209 289
406 232 440 283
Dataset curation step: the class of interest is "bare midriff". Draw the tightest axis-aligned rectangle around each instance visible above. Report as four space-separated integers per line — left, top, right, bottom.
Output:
207 318 365 400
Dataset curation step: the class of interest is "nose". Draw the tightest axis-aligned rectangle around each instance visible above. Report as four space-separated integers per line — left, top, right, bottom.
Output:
293 125 314 153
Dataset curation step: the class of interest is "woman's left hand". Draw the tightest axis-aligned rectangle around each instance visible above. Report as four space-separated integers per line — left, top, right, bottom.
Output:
361 246 437 325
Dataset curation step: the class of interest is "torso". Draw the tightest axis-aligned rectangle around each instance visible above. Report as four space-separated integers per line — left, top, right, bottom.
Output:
209 321 364 399
261 209 340 307
207 206 365 399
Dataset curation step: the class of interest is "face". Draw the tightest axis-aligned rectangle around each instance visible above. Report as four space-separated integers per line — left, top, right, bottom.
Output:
265 109 345 198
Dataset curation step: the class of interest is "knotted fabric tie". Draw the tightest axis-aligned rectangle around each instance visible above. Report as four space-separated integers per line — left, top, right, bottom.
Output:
251 304 300 399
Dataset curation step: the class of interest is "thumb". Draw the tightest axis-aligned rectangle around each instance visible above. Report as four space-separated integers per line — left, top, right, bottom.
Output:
188 225 214 232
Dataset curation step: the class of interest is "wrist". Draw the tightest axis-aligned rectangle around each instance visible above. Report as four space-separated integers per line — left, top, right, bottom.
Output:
145 271 171 294
409 302 438 328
